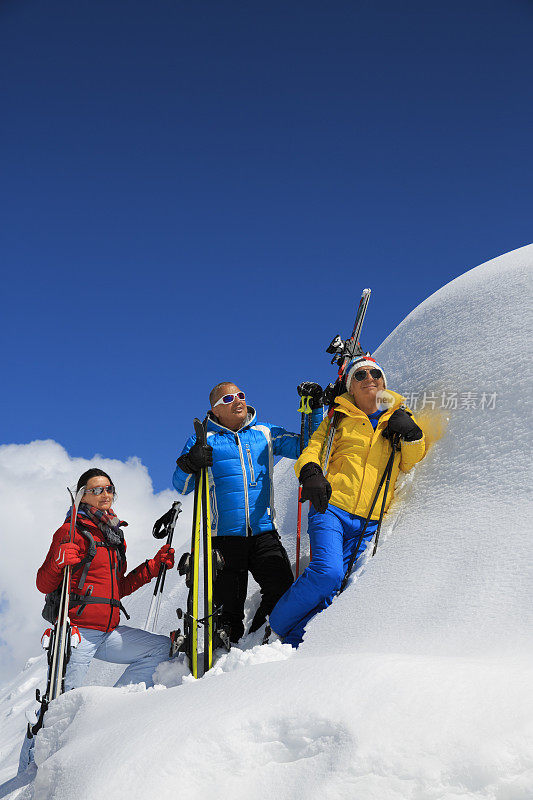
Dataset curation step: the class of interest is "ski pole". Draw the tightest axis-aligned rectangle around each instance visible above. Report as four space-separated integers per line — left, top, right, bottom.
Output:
371 434 400 556
145 501 182 632
338 435 399 594
295 394 313 578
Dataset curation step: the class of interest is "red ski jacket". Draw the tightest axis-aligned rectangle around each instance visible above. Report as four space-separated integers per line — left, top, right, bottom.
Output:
36 518 157 632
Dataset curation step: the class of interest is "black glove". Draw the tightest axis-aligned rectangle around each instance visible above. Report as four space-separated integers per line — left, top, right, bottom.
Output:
176 441 213 473
299 462 332 513
297 382 324 409
383 409 423 442
322 381 344 408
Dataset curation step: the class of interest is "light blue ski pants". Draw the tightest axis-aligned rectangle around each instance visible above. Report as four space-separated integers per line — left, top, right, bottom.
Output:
18 626 170 774
64 625 170 690
269 504 378 648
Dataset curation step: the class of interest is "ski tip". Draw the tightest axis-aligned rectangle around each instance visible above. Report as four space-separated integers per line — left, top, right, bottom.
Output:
73 485 87 504
193 417 207 445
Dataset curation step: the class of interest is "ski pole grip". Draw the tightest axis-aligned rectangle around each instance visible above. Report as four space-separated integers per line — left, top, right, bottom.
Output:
152 500 183 539
298 395 313 414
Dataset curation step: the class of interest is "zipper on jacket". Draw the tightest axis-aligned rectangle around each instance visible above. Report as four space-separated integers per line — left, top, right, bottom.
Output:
235 434 251 534
106 548 115 632
245 444 257 486
209 481 218 535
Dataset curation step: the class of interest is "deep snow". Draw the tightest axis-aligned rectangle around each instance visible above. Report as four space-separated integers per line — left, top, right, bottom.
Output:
0 245 532 799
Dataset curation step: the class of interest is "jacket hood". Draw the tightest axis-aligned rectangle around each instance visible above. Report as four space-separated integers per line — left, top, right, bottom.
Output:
206 406 257 434
334 390 405 418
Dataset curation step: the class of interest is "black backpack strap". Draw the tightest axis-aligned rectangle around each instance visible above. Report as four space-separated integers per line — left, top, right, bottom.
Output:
73 524 98 591
70 522 130 620
73 524 124 591
70 592 130 620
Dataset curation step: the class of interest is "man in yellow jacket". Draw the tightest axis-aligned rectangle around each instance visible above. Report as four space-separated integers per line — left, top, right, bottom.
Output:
269 354 425 647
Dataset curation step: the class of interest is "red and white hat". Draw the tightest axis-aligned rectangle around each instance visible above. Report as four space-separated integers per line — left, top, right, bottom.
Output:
345 354 387 389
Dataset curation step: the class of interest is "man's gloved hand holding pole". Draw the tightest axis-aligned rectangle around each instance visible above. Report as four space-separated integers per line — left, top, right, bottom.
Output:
176 440 213 474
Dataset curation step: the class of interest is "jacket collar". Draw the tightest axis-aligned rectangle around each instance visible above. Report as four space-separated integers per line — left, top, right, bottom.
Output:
334 390 405 420
206 406 257 434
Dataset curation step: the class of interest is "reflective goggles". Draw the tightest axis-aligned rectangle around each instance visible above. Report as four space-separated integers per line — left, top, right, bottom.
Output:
213 391 246 408
84 485 115 496
352 368 383 382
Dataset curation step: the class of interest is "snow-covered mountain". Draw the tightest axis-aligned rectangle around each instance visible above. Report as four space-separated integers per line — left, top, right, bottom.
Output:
1 245 531 799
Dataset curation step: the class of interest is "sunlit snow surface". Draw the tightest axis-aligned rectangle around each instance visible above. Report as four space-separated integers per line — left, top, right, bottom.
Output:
1 245 532 799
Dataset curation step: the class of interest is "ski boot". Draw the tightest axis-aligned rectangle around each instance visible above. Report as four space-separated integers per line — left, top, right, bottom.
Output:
213 616 231 652
177 552 192 588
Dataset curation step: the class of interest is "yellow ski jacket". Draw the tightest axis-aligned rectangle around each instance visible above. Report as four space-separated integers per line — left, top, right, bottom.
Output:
294 391 426 519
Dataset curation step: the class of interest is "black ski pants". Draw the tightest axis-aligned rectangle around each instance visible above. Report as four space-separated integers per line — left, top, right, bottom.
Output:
213 530 294 643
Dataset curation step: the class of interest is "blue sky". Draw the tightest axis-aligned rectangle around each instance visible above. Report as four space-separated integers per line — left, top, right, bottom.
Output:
1 0 531 492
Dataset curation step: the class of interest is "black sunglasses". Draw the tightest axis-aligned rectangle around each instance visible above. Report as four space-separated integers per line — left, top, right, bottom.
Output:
85 485 115 496
352 368 383 382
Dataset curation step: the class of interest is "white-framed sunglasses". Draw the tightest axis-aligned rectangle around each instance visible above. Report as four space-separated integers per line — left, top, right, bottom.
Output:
213 391 246 408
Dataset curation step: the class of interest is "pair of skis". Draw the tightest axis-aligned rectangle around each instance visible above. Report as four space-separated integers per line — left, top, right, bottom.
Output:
321 288 371 472
171 418 217 678
318 288 398 586
28 485 85 741
295 288 373 577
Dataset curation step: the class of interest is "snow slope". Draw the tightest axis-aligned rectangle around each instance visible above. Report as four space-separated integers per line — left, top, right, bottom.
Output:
0 245 532 799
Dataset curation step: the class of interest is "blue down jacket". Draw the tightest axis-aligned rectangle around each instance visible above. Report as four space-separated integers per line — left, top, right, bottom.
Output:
172 406 323 537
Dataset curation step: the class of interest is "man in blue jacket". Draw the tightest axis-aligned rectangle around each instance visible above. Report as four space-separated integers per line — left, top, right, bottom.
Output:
172 381 323 644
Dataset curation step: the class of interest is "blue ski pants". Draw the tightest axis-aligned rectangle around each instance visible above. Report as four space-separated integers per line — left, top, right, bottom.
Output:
64 625 170 690
269 505 378 648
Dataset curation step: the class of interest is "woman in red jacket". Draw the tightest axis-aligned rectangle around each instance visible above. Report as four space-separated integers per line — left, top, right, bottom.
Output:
37 467 175 690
